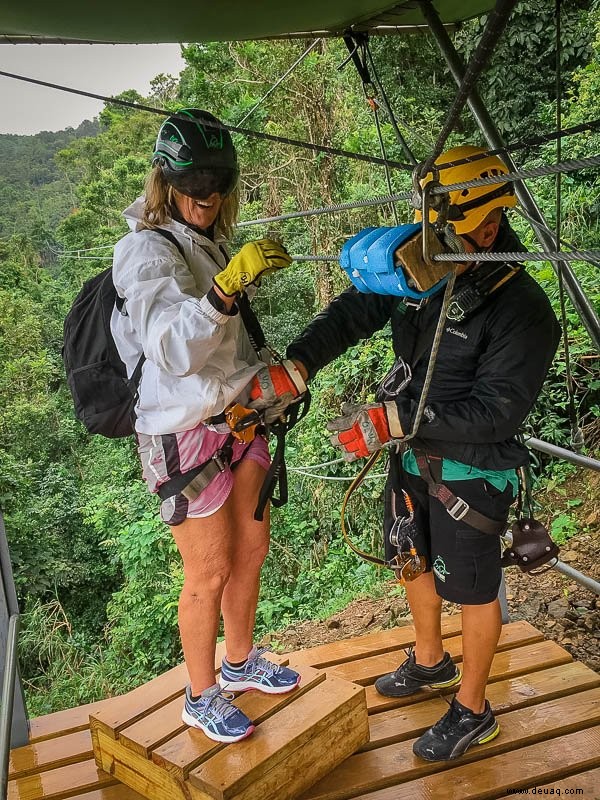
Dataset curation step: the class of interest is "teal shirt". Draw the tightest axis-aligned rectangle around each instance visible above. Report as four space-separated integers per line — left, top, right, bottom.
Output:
402 449 518 496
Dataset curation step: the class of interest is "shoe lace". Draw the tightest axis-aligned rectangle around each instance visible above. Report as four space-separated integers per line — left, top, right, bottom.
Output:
247 646 282 677
432 697 461 733
393 646 415 676
204 689 238 721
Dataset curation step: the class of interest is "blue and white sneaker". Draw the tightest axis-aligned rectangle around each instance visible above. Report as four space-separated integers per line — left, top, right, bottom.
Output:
181 683 255 743
219 646 301 694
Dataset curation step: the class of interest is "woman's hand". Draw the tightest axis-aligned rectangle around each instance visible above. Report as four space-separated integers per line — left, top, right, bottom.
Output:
214 239 292 297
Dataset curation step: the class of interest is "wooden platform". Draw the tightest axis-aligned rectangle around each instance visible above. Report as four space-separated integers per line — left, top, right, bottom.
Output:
8 617 600 800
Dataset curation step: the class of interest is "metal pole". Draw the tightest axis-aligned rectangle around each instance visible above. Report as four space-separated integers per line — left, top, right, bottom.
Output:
421 1 600 352
0 615 19 799
525 436 600 472
0 514 29 751
552 560 600 595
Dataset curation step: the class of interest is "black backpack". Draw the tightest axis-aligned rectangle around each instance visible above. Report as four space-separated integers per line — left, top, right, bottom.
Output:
63 228 184 438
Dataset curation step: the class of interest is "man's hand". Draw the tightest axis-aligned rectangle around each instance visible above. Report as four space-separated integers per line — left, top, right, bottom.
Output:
248 360 307 423
327 402 404 461
214 239 292 297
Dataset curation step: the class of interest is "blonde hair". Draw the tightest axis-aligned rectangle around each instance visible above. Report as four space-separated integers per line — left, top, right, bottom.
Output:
141 165 240 240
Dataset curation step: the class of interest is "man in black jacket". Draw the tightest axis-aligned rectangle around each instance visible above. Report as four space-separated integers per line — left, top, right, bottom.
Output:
283 147 561 761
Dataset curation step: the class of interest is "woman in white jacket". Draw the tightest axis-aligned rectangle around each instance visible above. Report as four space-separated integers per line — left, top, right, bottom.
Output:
111 109 306 743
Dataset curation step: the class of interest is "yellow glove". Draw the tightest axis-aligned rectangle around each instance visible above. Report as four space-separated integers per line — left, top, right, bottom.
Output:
214 239 292 297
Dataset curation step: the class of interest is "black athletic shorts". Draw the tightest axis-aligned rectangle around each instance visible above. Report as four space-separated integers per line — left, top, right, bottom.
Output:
384 454 515 605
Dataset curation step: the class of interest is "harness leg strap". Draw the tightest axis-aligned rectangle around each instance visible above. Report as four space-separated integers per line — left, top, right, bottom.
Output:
414 452 506 536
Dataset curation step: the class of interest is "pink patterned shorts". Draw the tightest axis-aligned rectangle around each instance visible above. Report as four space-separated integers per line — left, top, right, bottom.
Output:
137 423 271 525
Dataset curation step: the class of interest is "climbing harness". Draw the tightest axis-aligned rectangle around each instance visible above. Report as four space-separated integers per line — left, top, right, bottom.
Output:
413 452 507 536
154 272 310 521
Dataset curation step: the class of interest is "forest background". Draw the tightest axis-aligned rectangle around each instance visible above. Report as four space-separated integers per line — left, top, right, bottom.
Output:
0 0 598 716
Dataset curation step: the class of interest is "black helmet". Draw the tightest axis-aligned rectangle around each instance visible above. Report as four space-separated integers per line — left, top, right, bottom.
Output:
152 108 239 199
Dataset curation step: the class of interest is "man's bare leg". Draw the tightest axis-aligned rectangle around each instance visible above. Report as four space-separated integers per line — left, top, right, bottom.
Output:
404 571 444 666
456 599 502 713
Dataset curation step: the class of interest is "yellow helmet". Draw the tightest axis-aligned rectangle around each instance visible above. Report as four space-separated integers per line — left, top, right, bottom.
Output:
414 145 517 234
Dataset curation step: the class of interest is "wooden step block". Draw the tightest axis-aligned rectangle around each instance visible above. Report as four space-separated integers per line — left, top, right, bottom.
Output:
91 674 369 800
150 665 324 780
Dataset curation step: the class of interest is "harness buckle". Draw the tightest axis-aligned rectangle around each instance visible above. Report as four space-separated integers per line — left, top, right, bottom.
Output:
212 451 230 472
447 497 470 521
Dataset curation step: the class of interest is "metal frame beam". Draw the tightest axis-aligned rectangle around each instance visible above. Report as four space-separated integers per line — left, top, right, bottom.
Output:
421 0 600 352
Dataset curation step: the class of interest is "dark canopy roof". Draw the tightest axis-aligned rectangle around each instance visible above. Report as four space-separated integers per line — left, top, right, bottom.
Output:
1 1 494 44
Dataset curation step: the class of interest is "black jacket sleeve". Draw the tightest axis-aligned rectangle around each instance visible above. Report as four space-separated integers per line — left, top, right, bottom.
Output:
286 286 397 379
397 282 561 444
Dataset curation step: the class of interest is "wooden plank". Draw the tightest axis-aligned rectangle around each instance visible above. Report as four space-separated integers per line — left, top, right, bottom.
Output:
290 614 463 668
189 678 367 800
300 688 600 800
8 758 115 800
364 661 600 751
531 767 600 798
151 668 326 780
9 730 93 780
95 729 212 800
28 698 116 744
366 639 572 713
346 726 600 800
120 664 322 761
90 664 189 742
331 621 543 686
90 643 286 743
68 788 147 800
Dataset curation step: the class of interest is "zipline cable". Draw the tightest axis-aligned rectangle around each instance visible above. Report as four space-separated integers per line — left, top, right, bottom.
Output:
0 69 413 172
2 67 600 173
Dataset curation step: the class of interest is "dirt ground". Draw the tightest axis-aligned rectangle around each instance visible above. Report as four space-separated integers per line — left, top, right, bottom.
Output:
268 469 599 673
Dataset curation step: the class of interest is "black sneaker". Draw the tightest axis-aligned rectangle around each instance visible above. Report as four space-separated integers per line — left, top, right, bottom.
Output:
413 697 499 761
374 650 461 698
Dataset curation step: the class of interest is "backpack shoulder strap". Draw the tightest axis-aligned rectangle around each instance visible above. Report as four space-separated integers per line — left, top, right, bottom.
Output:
146 227 186 259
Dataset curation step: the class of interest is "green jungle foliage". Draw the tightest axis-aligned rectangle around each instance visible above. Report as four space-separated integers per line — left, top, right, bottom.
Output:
0 0 598 715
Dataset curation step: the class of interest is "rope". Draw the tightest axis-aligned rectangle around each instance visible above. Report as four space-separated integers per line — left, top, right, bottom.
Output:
236 39 322 126
420 0 517 174
402 267 459 440
288 468 388 481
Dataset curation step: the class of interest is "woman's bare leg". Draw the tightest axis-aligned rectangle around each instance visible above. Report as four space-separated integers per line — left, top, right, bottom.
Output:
220 457 270 663
171 501 234 696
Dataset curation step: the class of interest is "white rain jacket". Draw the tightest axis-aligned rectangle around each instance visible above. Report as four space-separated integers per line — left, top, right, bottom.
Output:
111 197 264 435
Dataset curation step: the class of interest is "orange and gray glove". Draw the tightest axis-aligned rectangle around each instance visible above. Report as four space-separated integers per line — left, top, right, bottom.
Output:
214 239 292 297
326 402 404 462
248 360 307 424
